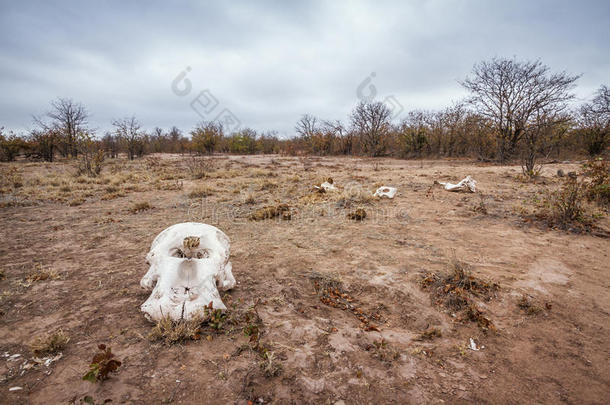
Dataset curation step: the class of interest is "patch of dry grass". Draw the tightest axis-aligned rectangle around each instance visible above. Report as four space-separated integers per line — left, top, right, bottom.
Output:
29 329 70 356
149 316 203 345
416 328 442 341
420 256 498 331
188 186 215 199
26 263 60 283
249 204 291 221
129 201 152 213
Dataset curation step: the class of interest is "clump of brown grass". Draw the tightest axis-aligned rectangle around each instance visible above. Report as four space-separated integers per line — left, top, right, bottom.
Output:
258 179 277 191
243 192 256 204
185 156 214 179
29 329 70 356
249 204 291 221
517 295 547 315
188 186 214 199
59 184 72 193
101 192 125 201
0 167 23 194
26 263 60 283
363 339 399 363
337 186 374 205
68 197 85 206
347 208 367 221
129 201 152 213
310 272 381 332
420 256 498 331
416 328 442 341
149 316 203 345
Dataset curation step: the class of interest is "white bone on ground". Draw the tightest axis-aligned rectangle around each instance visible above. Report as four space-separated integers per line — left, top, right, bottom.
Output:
438 175 477 192
140 222 236 321
319 181 337 191
373 186 397 198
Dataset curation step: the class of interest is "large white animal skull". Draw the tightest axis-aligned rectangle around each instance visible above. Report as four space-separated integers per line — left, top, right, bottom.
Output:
140 222 236 321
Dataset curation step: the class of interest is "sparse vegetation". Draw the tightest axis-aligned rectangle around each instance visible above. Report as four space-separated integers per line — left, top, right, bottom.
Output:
517 295 545 315
82 344 122 383
188 186 215 199
420 256 498 331
416 328 442 341
129 201 152 213
185 156 214 179
310 272 381 331
25 263 60 283
249 204 291 221
582 158 610 208
29 329 70 356
347 208 367 221
148 315 204 345
535 177 594 230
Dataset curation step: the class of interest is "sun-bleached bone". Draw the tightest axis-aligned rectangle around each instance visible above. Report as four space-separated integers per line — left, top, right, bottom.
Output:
373 186 397 198
140 222 235 321
438 175 477 192
314 181 337 191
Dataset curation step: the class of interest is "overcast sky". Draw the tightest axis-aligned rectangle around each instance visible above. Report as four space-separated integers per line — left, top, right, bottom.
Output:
1 0 609 138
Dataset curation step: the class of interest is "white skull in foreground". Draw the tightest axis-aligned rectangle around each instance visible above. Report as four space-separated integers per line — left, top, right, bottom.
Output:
140 222 236 321
373 186 397 198
438 175 477 192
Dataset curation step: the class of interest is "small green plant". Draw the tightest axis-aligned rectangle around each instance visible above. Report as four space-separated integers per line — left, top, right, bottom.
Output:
259 351 283 377
82 344 122 383
204 304 227 330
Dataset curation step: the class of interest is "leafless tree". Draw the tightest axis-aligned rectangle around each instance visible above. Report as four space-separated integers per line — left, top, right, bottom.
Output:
34 98 89 158
350 101 392 157
112 116 143 160
579 84 610 156
461 58 579 162
295 114 318 139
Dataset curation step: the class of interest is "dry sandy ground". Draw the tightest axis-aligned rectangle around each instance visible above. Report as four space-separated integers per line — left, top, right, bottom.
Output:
0 155 609 404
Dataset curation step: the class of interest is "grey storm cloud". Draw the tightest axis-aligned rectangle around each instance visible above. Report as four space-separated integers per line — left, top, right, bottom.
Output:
1 0 609 137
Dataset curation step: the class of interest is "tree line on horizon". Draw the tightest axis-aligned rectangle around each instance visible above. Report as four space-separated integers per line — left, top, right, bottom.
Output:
1 57 608 176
